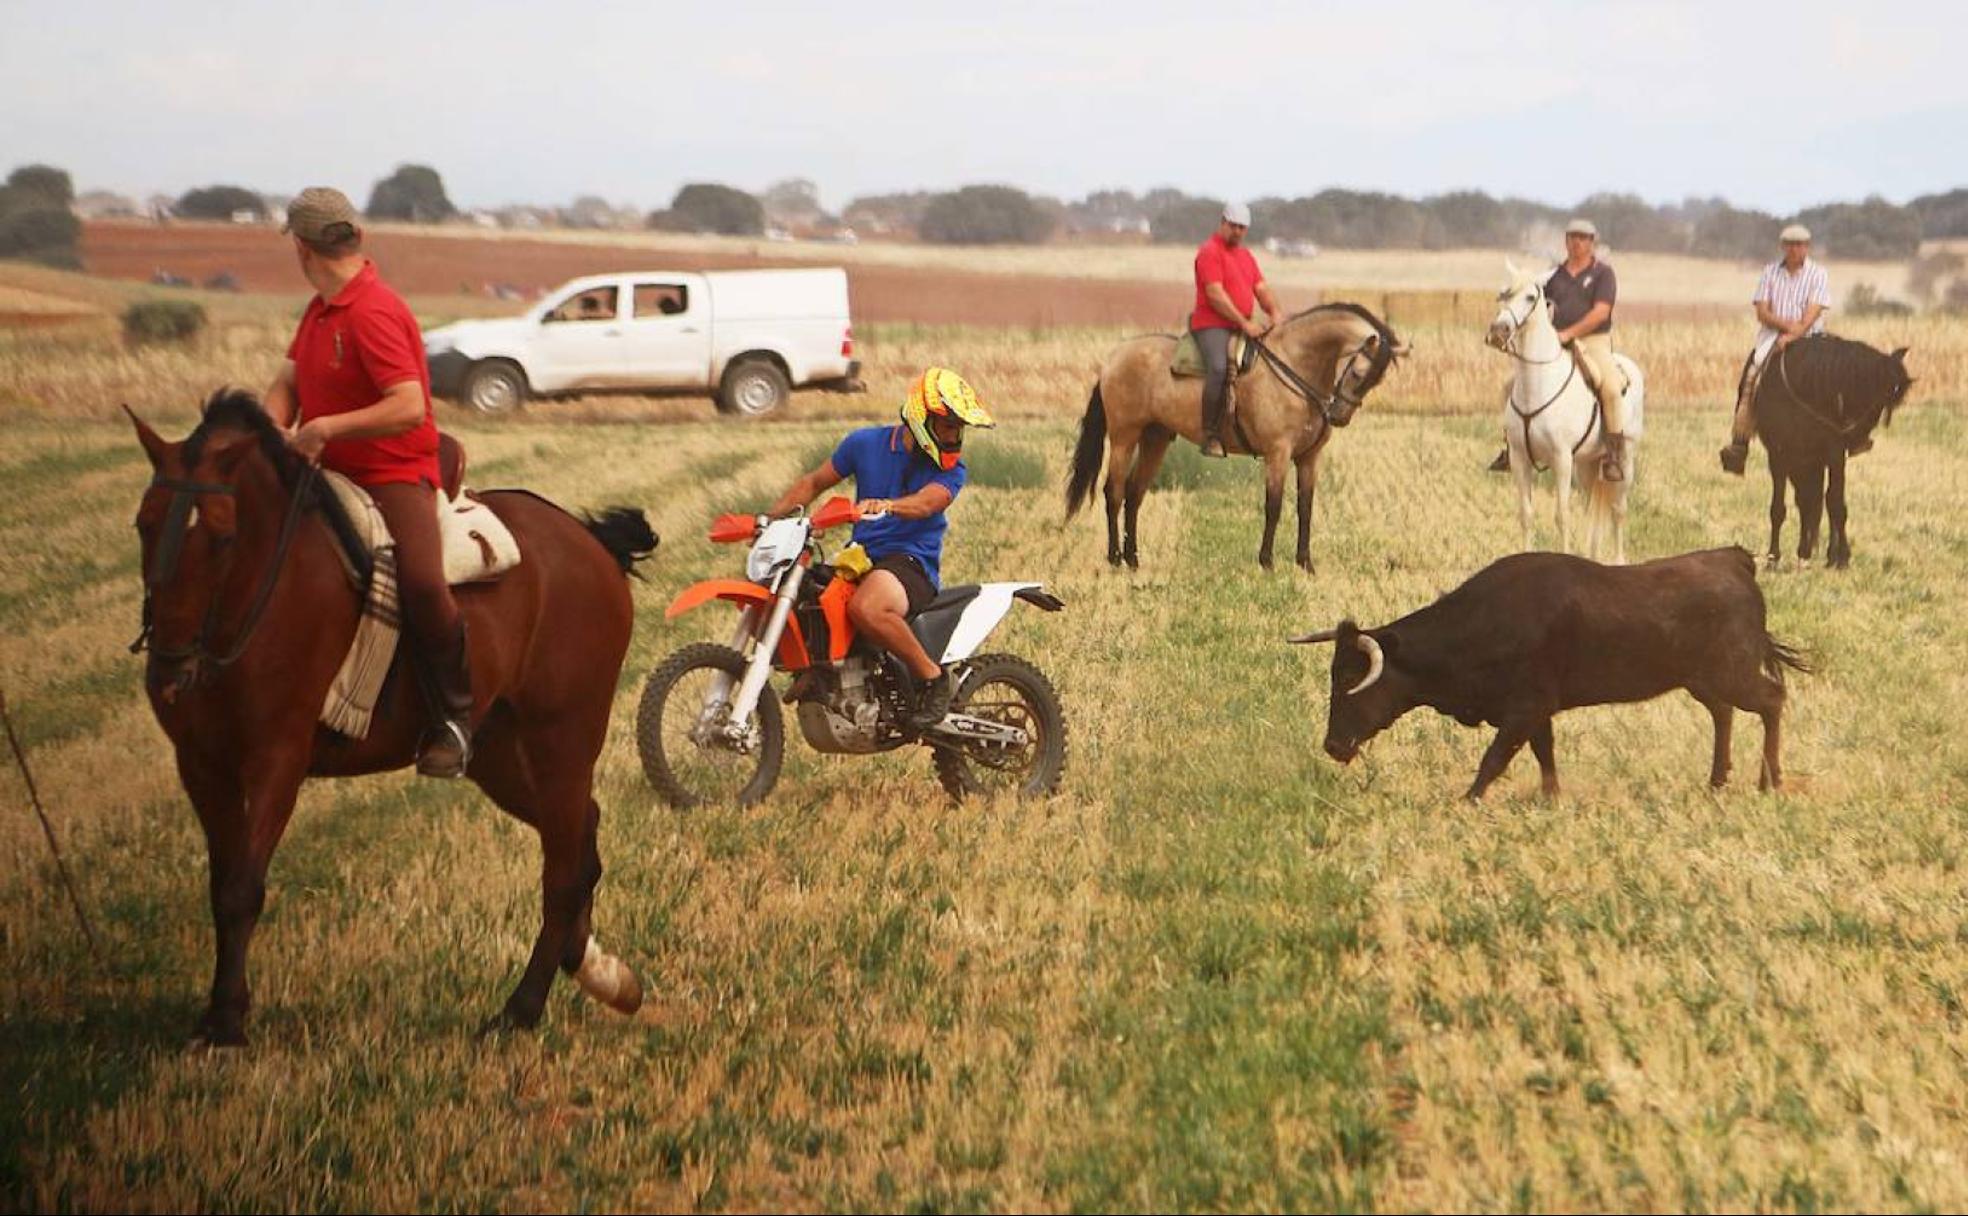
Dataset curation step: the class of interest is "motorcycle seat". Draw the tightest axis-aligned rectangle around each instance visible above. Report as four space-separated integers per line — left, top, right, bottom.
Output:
909 583 982 660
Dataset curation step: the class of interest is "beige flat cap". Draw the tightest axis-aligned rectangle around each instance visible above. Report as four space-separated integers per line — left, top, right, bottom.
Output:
1780 223 1811 243
1565 218 1598 238
283 186 359 242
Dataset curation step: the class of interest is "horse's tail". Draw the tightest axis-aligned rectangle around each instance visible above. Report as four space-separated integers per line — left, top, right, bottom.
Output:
1064 381 1108 519
582 507 660 578
1763 635 1812 682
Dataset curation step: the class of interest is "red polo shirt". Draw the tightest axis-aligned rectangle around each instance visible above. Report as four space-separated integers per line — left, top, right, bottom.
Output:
1190 233 1263 331
287 260 440 488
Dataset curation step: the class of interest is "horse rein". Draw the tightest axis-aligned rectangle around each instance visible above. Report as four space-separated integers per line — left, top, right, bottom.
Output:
1248 331 1378 423
131 464 320 683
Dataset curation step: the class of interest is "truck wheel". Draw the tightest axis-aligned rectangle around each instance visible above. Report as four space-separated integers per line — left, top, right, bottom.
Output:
717 358 790 418
462 360 527 415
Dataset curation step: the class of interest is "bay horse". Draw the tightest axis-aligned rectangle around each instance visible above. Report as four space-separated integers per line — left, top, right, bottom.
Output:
1748 334 1911 568
1064 302 1406 572
128 389 658 1045
1487 261 1646 563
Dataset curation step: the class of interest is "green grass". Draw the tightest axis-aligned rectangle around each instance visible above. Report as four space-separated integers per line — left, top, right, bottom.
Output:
3 403 1967 1210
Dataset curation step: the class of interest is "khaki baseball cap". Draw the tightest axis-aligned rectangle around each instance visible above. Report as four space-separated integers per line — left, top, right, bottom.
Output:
1780 223 1811 243
282 186 359 242
1565 218 1598 238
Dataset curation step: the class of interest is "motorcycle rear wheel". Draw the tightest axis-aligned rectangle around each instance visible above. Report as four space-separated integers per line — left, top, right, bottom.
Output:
931 653 1067 800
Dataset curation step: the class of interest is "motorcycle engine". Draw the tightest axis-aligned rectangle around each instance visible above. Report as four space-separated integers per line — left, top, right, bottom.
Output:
794 656 907 754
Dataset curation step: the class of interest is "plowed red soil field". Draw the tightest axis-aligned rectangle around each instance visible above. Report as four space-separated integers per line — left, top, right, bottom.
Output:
81 222 1181 328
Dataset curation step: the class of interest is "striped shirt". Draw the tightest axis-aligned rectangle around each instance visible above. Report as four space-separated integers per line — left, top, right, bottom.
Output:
1753 258 1831 344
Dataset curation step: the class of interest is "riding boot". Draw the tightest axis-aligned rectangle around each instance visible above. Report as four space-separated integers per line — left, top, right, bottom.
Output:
1847 436 1874 457
1599 432 1627 482
415 622 475 779
1487 447 1512 473
1201 383 1229 458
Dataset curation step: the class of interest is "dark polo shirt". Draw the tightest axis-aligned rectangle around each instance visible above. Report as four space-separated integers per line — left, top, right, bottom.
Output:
1546 258 1617 335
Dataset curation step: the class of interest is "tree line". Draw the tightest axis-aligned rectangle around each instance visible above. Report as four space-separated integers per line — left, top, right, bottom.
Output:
15 159 1968 264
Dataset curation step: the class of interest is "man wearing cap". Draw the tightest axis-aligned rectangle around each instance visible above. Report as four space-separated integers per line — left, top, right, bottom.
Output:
1191 202 1285 458
1487 218 1628 479
262 187 474 778
1719 224 1835 474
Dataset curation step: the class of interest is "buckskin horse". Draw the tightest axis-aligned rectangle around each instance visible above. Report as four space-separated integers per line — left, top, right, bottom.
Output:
1747 334 1911 568
128 389 657 1044
1064 302 1406 572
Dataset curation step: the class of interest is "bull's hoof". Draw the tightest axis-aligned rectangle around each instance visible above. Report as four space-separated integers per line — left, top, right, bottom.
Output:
190 1010 248 1051
1295 556 1315 574
1123 551 1139 571
1106 553 1123 568
1258 555 1275 572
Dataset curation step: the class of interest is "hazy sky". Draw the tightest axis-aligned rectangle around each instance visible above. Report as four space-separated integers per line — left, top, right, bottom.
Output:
6 0 1965 214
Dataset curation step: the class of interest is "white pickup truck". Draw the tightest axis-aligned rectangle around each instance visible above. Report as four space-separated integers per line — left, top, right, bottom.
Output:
423 268 863 416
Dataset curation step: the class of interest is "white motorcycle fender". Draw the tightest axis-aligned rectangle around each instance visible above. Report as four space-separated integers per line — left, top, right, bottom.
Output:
939 582 1044 664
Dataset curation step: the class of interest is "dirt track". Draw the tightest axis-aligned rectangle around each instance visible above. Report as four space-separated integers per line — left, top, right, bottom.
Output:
81 222 1185 328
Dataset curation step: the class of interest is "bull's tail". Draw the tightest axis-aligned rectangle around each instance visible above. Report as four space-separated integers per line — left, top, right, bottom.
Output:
1064 381 1107 519
1763 635 1812 682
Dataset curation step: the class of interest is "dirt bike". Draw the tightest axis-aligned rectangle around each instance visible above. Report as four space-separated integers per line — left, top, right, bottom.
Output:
637 496 1067 806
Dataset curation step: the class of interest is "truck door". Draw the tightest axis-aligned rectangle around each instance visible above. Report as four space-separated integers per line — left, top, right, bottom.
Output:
621 279 712 387
533 283 626 387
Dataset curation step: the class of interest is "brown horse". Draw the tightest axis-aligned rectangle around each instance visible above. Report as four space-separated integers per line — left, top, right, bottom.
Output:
129 389 658 1044
1065 303 1407 571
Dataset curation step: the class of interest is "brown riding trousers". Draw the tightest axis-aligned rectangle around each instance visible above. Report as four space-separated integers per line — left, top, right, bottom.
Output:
368 481 462 648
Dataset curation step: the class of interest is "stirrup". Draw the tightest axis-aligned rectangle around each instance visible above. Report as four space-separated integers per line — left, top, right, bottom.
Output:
416 720 472 779
1200 435 1227 459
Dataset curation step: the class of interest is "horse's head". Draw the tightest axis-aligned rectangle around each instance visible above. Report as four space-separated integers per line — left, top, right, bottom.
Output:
128 390 295 700
1487 259 1550 351
1880 346 1914 425
1281 304 1407 427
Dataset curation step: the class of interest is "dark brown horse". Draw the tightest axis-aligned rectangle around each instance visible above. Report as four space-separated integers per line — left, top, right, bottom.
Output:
129 390 657 1044
1750 334 1912 568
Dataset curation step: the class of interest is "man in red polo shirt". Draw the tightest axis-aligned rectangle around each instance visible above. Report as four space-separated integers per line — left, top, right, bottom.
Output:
1191 201 1284 457
261 187 473 778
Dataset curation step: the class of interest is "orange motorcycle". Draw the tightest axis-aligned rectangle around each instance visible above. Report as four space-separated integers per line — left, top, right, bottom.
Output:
638 497 1066 806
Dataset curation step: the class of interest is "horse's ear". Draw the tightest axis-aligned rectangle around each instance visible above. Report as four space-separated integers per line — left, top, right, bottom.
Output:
1891 346 1910 363
1504 256 1522 280
1390 337 1413 359
124 404 169 468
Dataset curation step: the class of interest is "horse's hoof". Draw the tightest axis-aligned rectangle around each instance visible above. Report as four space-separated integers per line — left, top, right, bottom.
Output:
1106 553 1123 568
1123 554 1139 571
575 940 645 1015
476 1008 539 1040
188 1028 249 1053
1295 557 1315 574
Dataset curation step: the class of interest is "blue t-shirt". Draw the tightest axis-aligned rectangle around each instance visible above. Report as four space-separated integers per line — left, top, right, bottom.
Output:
829 425 966 587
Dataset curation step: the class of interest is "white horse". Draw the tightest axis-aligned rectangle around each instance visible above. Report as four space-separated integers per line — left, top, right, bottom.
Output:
1486 260 1645 563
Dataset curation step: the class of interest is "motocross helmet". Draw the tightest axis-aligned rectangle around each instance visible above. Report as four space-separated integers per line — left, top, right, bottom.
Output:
902 366 994 471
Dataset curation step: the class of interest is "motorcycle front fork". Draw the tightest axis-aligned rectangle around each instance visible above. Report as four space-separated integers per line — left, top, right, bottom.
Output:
704 567 804 746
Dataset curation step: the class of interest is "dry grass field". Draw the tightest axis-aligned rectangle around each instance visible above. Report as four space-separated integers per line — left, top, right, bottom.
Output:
3 259 1967 1211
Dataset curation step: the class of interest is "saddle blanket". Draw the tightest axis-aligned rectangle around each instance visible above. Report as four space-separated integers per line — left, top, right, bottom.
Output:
317 471 522 739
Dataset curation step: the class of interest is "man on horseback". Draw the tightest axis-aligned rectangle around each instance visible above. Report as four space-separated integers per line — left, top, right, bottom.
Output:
261 187 474 779
1192 202 1285 458
767 367 994 730
1487 219 1628 481
1719 224 1836 475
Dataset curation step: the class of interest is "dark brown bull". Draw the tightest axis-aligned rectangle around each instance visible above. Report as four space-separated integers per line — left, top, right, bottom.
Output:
1290 547 1809 800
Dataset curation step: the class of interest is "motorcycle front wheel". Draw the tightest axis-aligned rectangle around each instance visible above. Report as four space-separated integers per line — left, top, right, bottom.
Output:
931 653 1068 800
637 642 784 809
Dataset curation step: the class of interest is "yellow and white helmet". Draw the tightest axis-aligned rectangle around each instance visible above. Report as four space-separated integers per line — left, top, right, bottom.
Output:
902 366 995 471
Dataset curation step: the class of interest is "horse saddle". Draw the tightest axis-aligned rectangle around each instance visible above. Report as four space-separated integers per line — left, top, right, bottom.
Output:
320 435 522 587
1170 331 1254 379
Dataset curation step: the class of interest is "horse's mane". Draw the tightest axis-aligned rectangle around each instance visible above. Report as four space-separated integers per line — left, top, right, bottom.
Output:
1774 334 1913 428
181 388 313 483
1287 300 1401 395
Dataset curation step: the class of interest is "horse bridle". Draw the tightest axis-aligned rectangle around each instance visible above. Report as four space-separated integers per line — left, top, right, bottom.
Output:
1495 285 1598 470
1248 331 1380 423
131 464 319 682
1493 286 1567 366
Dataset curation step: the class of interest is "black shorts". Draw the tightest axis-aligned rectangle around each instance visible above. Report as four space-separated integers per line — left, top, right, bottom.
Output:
870 554 936 616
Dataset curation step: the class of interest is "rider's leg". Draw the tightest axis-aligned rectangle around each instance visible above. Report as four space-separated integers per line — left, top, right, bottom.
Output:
1579 334 1626 482
1721 344 1769 474
849 563 949 730
370 480 474 778
1195 327 1232 457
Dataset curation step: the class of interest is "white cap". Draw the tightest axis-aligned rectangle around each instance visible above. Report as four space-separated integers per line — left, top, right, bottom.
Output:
1222 201 1251 227
1780 223 1811 243
1565 217 1598 238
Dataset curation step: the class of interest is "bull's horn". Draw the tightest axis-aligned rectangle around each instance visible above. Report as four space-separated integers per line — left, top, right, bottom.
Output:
1287 628 1341 645
1347 634 1385 695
